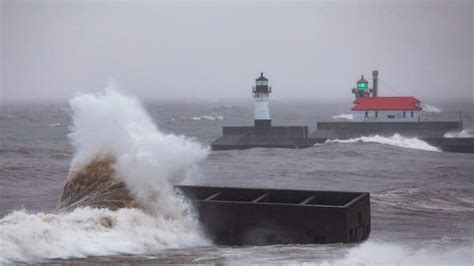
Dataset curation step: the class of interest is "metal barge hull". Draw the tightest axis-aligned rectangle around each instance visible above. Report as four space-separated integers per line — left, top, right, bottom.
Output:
176 185 371 245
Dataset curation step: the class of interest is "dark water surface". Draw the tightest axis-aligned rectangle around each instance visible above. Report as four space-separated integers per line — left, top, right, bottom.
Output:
0 101 473 264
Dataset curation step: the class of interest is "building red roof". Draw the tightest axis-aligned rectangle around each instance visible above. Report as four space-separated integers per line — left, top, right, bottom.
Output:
352 97 422 111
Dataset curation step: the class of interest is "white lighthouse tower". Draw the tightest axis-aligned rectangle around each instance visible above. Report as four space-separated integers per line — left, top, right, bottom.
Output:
253 73 272 127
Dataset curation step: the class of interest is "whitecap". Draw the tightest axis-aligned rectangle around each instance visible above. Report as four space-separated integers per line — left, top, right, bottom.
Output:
188 112 224 121
332 114 353 120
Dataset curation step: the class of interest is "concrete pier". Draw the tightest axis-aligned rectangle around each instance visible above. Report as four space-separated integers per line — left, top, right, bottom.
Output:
211 126 313 150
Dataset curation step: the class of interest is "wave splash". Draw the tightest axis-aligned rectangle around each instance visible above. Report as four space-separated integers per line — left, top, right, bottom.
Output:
326 134 440 152
0 207 207 264
444 129 474 138
420 103 442 113
0 87 210 263
332 113 353 120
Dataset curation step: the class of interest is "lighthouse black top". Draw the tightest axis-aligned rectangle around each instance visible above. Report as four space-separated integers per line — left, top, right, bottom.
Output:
256 72 268 81
254 73 270 93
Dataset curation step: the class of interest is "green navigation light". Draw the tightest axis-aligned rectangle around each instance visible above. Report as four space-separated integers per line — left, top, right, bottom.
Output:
358 82 367 89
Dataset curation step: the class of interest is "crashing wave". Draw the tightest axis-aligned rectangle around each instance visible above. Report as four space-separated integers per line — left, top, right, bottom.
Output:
443 129 474 138
332 114 353 120
0 87 210 263
326 134 439 152
0 207 208 264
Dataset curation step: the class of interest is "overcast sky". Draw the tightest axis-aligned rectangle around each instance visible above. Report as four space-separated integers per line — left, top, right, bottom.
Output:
0 0 472 103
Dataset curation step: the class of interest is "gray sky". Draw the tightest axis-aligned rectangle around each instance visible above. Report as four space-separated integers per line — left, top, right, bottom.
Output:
1 0 472 103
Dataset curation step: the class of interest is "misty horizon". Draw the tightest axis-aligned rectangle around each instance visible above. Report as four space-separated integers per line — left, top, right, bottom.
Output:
1 0 473 104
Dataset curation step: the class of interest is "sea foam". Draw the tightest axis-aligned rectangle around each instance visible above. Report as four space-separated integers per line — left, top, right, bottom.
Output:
322 241 472 266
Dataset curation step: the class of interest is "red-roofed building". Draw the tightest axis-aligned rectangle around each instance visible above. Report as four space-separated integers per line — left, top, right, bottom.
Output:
349 72 423 122
352 97 421 111
352 97 422 122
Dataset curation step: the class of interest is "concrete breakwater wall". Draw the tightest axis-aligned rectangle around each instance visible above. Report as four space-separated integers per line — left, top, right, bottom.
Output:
222 126 309 138
310 121 462 139
211 126 311 150
423 137 474 153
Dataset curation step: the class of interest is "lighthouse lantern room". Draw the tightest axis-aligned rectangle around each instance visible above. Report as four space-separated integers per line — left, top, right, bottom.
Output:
253 73 272 127
352 75 370 98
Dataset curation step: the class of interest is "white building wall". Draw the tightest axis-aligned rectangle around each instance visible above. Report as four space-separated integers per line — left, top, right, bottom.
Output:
353 110 421 122
254 93 270 120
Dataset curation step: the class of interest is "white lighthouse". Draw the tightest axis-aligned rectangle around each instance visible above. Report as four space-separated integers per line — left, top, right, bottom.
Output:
253 73 272 127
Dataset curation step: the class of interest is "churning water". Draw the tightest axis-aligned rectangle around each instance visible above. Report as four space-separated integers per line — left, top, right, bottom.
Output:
0 87 473 264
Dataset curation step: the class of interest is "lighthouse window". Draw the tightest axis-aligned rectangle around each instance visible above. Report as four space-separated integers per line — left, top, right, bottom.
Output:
411 111 414 117
364 111 368 118
387 115 395 119
403 111 406 118
375 111 378 118
256 81 268 86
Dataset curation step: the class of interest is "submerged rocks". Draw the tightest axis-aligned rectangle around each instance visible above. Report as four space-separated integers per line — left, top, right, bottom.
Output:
57 155 138 212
